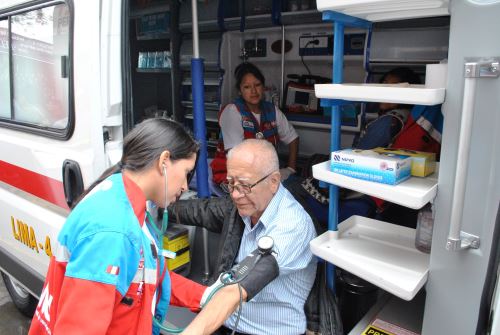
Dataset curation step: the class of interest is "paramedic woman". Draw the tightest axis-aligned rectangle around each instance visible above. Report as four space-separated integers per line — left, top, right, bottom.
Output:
29 118 246 335
210 62 299 184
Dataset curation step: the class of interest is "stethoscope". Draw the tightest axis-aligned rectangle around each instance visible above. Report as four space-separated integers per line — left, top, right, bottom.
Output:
148 164 184 333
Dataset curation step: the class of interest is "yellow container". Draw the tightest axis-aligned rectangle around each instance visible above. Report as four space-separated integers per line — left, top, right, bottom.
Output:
163 225 190 271
167 249 190 271
163 225 189 253
373 147 436 177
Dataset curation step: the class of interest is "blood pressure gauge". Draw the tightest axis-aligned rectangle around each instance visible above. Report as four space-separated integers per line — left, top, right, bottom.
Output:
257 236 274 254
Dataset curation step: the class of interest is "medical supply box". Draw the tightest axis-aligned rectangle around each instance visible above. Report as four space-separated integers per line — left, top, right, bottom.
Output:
331 149 412 185
373 147 436 177
163 225 190 273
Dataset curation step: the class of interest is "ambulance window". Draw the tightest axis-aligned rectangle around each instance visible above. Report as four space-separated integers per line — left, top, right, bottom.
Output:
10 4 70 130
0 18 9 119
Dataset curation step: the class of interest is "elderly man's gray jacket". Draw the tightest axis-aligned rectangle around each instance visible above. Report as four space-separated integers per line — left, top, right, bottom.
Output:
170 195 244 282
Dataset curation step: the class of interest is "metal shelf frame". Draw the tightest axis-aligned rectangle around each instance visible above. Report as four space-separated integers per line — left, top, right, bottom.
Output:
319 11 373 292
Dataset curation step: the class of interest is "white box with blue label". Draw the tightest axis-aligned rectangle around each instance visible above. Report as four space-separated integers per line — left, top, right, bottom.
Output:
330 149 412 185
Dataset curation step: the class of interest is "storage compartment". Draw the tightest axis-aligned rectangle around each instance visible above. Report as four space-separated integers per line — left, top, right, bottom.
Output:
312 161 438 209
314 83 446 106
310 216 430 301
349 291 426 335
316 0 450 22
128 1 173 123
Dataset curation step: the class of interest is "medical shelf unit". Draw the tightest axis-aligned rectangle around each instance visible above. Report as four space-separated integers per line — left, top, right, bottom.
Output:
127 1 185 125
179 34 224 155
310 9 447 302
310 10 373 294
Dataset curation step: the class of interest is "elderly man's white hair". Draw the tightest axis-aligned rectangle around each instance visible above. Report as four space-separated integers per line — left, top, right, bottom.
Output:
227 139 279 174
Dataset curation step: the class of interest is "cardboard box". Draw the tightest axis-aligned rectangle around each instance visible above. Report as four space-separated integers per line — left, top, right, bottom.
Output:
373 148 436 177
331 149 411 185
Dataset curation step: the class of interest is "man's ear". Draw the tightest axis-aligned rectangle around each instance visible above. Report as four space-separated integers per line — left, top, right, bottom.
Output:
269 171 280 193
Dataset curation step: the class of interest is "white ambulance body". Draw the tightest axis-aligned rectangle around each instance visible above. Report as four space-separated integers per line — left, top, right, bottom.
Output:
0 0 122 314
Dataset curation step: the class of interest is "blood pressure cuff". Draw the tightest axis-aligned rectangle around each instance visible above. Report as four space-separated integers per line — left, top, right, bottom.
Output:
239 253 279 301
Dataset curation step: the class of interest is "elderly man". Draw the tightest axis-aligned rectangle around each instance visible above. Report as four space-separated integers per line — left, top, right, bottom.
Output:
170 139 317 335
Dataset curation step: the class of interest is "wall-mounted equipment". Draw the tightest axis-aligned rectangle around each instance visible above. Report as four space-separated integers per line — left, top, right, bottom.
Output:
299 33 330 56
286 82 318 113
285 74 330 114
299 33 366 56
244 38 267 57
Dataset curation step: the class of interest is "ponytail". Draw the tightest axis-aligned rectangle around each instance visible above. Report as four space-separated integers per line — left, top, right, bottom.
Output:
72 118 198 209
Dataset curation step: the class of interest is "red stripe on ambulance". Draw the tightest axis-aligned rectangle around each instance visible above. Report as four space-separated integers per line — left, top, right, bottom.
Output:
0 160 68 209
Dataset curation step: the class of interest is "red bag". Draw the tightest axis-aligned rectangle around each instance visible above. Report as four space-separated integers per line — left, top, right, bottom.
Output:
392 114 441 159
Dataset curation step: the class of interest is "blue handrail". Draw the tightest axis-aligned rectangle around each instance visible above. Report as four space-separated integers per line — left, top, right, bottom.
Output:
321 10 372 292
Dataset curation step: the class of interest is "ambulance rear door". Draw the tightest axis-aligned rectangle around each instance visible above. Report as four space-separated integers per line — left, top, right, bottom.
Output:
0 0 116 298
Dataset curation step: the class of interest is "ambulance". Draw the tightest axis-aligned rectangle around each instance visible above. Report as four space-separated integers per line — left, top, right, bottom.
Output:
0 0 123 316
0 0 499 334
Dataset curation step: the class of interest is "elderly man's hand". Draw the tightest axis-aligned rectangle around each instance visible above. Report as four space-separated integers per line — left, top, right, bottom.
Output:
279 167 295 181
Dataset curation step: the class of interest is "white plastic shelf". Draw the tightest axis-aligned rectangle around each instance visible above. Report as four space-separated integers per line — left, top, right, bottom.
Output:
310 216 430 301
316 0 449 22
314 83 445 106
182 78 219 86
312 161 437 209
184 109 218 122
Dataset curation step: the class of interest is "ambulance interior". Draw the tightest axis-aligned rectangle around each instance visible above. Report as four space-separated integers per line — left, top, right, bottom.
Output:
124 1 499 334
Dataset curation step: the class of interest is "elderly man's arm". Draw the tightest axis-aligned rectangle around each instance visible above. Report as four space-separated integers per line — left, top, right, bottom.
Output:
169 196 232 233
181 284 247 335
181 252 279 335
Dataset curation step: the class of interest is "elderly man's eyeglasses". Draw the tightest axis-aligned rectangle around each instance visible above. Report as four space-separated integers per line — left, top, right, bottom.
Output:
221 172 274 195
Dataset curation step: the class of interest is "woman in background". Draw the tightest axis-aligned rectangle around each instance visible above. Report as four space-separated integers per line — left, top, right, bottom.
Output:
211 62 299 184
355 67 422 149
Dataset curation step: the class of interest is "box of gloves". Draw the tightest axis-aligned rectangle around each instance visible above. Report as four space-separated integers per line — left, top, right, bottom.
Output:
373 147 436 177
331 149 411 185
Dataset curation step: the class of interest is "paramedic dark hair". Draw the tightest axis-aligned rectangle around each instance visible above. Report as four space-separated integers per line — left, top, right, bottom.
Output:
74 118 199 207
234 62 266 91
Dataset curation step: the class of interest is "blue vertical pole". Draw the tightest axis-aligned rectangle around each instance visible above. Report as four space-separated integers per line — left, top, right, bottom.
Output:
191 58 210 199
191 0 210 282
326 21 345 293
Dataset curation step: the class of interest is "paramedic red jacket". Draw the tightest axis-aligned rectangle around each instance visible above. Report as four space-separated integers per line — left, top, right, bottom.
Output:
29 173 205 335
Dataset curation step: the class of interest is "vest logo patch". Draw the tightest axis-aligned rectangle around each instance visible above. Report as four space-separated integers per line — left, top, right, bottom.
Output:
242 120 254 128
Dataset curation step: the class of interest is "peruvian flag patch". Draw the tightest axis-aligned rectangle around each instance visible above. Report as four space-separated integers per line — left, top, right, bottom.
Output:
106 265 120 275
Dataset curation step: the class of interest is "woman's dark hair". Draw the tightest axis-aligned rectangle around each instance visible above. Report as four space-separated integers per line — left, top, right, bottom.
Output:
380 67 421 85
234 62 265 91
75 118 199 207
